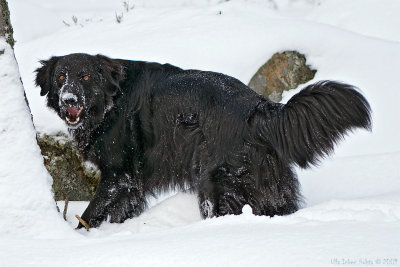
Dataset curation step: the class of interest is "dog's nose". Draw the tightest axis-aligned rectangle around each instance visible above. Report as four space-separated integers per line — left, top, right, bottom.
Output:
61 93 78 105
63 98 77 105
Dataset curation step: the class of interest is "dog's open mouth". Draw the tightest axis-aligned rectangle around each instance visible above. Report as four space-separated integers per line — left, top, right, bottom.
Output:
66 107 83 125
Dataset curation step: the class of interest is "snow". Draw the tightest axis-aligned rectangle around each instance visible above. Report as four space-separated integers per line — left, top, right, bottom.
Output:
1 0 399 266
60 92 78 103
0 40 75 239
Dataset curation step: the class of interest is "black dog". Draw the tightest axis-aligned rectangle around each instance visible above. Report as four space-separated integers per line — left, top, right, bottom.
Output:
35 53 371 228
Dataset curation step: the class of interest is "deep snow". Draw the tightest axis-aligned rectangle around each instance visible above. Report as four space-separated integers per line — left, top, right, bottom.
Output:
0 40 75 239
1 0 399 266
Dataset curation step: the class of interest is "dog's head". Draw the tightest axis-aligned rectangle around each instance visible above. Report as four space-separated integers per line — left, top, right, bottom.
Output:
35 53 124 128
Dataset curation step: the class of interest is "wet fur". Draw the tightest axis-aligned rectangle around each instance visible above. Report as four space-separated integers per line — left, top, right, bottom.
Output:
35 53 372 228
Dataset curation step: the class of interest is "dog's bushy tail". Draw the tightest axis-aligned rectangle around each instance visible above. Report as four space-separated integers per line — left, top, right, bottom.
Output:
268 81 372 169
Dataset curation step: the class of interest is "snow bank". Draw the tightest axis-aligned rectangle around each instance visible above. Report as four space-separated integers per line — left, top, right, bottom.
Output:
0 40 75 239
1 193 399 267
300 151 400 206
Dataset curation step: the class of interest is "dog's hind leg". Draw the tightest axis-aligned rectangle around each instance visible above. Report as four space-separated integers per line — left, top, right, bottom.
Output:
198 157 301 218
197 164 267 218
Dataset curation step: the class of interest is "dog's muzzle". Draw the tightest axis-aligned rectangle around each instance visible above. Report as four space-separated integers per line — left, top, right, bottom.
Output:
60 92 84 125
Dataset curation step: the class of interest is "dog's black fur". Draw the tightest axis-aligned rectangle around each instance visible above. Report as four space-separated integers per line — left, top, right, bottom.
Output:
35 53 372 228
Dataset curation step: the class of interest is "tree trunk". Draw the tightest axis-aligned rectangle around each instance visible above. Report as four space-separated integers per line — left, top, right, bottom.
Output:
0 0 15 48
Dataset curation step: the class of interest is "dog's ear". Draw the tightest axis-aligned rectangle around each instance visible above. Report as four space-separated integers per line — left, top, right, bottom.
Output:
96 55 125 96
35 57 59 96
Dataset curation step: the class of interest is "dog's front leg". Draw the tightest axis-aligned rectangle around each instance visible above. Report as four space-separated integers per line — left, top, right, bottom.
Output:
77 170 146 229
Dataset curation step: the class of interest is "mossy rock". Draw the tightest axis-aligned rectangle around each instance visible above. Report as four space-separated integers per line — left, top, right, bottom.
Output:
248 51 316 102
37 132 100 201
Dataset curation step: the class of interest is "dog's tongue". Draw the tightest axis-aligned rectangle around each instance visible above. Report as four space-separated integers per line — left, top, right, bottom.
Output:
67 107 80 117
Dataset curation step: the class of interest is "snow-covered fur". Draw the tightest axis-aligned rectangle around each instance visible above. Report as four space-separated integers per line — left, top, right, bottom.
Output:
35 53 372 228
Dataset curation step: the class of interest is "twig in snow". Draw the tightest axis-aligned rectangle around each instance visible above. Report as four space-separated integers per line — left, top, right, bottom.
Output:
75 215 90 231
63 197 69 221
72 15 78 25
115 12 123 23
55 200 60 213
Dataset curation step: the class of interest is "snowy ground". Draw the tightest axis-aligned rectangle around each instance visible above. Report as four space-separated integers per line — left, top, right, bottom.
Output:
1 0 400 266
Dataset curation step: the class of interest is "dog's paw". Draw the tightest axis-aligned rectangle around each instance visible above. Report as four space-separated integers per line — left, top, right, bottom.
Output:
76 200 108 229
107 195 144 223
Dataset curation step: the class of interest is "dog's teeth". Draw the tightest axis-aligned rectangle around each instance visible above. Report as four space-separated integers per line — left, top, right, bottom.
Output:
66 116 80 124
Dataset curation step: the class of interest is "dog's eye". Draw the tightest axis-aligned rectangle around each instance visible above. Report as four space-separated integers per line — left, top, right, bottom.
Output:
82 75 90 81
59 75 65 81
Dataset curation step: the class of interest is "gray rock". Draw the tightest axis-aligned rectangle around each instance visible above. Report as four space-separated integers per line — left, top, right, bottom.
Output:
37 132 100 201
248 51 316 102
